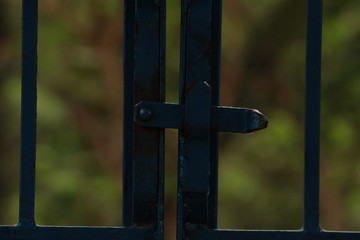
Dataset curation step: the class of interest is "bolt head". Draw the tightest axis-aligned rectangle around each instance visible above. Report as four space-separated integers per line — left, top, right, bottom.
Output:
138 107 153 121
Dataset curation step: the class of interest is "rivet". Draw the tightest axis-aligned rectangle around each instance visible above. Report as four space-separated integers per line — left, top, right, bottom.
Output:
138 107 153 121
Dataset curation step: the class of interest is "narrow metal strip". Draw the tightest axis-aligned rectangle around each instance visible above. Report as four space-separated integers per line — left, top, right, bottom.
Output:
183 82 211 194
0 226 153 240
122 0 136 226
2 227 358 240
134 102 267 133
304 0 323 232
177 1 190 236
157 0 166 238
209 0 222 228
178 0 212 235
19 0 38 226
188 229 360 240
132 0 164 227
123 0 165 230
189 230 304 240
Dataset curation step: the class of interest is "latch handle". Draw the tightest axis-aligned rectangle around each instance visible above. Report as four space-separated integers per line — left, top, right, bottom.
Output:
134 103 268 133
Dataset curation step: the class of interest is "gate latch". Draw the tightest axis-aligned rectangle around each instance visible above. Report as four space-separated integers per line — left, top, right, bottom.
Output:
134 80 268 225
134 82 268 134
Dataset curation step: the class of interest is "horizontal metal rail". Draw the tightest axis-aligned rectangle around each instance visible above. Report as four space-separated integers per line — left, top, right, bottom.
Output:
188 229 360 240
0 226 153 240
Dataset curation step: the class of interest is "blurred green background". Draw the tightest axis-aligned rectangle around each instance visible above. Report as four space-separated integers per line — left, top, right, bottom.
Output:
0 0 360 239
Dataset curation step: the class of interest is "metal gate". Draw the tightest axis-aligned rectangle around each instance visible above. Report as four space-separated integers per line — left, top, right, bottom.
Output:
0 0 359 240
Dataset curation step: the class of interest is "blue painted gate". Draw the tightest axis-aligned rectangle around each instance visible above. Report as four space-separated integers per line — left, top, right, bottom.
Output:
0 0 359 240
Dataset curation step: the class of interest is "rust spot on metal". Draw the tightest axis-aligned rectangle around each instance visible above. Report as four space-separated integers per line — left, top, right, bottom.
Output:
134 69 160 102
185 81 197 96
134 123 156 132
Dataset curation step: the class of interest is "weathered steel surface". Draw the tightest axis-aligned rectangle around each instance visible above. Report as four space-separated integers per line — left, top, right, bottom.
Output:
177 0 217 235
132 0 164 227
177 0 213 235
123 0 165 236
182 81 211 225
134 101 268 133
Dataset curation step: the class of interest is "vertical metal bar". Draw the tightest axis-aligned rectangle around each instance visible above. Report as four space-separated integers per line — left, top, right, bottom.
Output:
208 0 222 229
123 0 165 233
132 0 163 226
304 0 323 233
122 0 135 226
157 0 166 238
178 0 212 237
176 0 187 234
18 0 38 226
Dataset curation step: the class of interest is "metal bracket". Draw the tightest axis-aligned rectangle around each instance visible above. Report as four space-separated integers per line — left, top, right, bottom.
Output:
134 90 268 133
